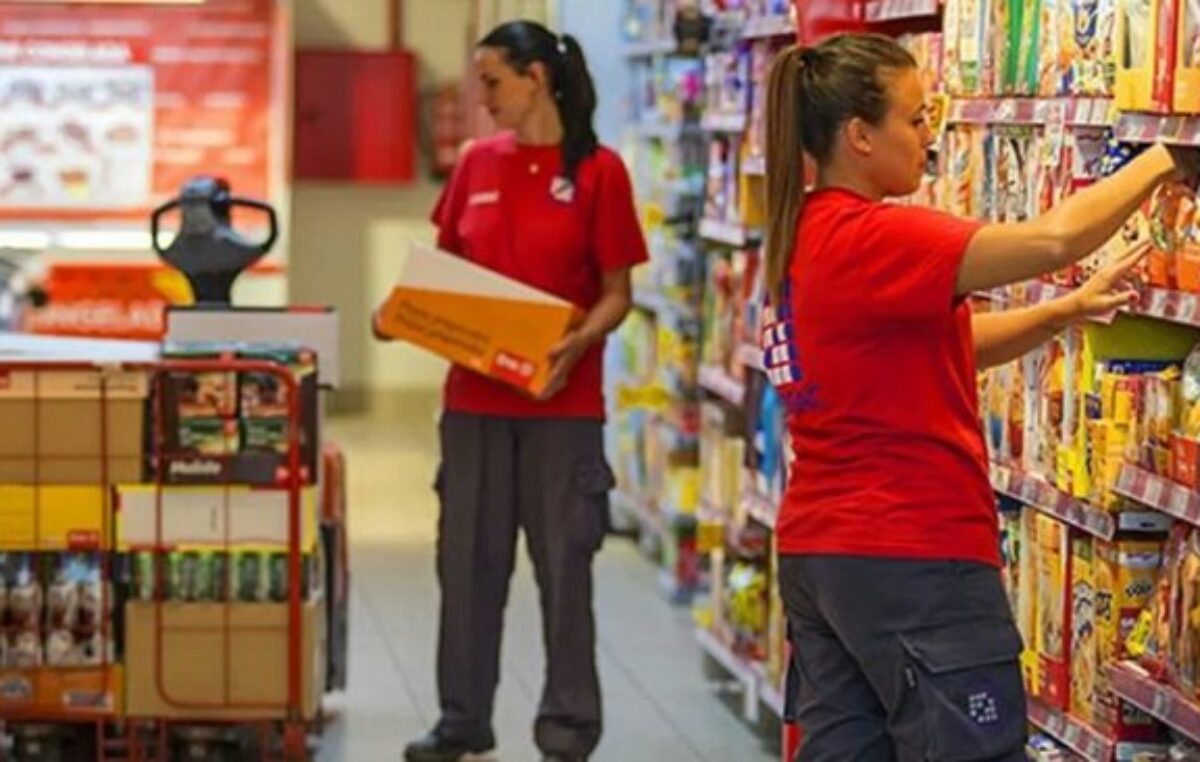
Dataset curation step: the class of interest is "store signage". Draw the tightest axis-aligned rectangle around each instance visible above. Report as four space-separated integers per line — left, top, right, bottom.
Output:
0 0 278 221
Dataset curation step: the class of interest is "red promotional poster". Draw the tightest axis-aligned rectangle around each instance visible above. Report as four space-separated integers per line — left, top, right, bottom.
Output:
0 0 280 221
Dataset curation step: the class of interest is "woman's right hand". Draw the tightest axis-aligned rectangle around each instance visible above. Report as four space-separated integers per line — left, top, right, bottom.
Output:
371 306 392 342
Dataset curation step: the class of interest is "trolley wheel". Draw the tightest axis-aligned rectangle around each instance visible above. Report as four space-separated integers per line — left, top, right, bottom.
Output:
281 722 310 761
10 724 77 762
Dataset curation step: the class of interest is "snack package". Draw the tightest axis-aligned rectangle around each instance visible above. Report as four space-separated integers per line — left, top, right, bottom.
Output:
1177 0 1200 111
1063 0 1118 95
7 556 41 631
233 550 267 602
178 418 240 456
131 551 156 601
1176 345 1200 487
1177 191 1200 292
238 346 316 419
1095 537 1165 739
9 630 41 668
1070 535 1098 723
1115 0 1178 112
44 628 75 667
1035 514 1071 709
1177 532 1200 697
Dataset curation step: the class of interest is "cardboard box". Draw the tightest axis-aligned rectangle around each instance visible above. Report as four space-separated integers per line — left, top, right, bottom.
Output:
124 599 325 720
0 486 109 550
378 243 582 396
0 369 147 485
116 485 319 551
0 666 122 716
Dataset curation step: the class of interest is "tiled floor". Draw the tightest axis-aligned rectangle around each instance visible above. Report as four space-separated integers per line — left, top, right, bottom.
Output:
315 412 779 762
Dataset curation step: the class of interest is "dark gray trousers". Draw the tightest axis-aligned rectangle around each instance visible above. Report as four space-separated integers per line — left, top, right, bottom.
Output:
432 412 613 757
779 556 1028 762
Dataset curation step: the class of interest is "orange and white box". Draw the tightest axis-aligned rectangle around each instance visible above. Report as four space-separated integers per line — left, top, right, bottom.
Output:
378 243 582 396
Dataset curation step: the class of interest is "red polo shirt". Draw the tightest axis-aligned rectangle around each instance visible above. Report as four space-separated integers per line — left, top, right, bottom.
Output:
769 188 1000 567
431 133 649 419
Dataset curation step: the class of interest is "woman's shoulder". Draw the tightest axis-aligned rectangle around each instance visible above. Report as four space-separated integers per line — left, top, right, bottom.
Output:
588 144 626 170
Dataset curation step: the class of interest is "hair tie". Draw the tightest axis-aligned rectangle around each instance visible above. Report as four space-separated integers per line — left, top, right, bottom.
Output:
557 37 568 56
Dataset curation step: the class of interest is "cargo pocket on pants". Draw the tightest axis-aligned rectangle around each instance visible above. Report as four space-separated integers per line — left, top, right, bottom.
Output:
571 460 615 554
899 620 1026 761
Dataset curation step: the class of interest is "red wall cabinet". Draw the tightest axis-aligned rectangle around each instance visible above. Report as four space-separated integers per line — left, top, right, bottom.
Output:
294 49 418 183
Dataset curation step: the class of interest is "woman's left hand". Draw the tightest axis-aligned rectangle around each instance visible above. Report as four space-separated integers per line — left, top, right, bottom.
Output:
538 330 591 401
1066 245 1150 324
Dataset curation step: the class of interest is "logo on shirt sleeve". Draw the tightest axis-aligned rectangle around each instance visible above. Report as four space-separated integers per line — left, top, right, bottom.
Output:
468 190 500 206
761 284 822 414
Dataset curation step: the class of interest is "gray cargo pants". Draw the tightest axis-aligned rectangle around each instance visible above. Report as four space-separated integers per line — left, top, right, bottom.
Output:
780 556 1028 762
431 411 613 757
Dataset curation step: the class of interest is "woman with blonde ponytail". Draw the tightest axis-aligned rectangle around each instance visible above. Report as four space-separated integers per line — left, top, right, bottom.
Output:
764 33 1197 761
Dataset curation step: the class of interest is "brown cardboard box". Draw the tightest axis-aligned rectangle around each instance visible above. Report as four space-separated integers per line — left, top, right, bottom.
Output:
124 598 325 720
0 369 146 484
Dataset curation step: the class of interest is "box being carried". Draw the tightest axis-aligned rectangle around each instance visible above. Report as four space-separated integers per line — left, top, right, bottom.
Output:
377 243 582 396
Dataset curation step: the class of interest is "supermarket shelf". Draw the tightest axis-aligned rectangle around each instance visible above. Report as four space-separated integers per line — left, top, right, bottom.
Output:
742 488 778 528
741 13 795 40
632 288 700 319
1115 112 1200 145
695 626 760 724
742 155 766 176
864 0 939 22
1115 464 1200 527
991 463 1171 538
699 218 760 247
1138 287 1200 328
698 363 746 406
948 97 1113 128
614 489 670 545
989 463 1115 540
989 279 1200 329
751 661 786 719
629 121 695 141
1027 697 1115 762
624 37 678 58
659 567 696 605
702 113 749 134
1109 661 1200 744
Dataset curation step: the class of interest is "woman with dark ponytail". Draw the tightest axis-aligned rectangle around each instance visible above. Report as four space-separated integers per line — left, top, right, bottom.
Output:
762 34 1198 761
382 19 648 762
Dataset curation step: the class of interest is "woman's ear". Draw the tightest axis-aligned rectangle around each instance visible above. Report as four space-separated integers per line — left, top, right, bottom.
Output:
844 117 873 157
526 60 552 93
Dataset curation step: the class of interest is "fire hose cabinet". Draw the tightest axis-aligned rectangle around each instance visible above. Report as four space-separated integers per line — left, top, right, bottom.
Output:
294 49 418 183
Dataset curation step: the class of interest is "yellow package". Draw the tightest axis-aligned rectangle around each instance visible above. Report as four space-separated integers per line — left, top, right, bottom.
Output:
1095 538 1165 670
1036 514 1071 709
1071 536 1098 723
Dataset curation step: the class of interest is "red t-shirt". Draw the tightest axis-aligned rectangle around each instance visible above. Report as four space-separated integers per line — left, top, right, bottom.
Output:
768 188 999 567
431 133 649 419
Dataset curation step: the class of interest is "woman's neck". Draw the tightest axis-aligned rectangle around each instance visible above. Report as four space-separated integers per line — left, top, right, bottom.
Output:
815 163 884 202
515 98 565 146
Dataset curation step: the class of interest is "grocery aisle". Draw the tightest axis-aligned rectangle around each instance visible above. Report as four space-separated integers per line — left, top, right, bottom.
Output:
315 405 779 762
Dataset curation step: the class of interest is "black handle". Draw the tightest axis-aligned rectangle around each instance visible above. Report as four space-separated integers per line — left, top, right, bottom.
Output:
229 197 279 253
150 198 181 255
